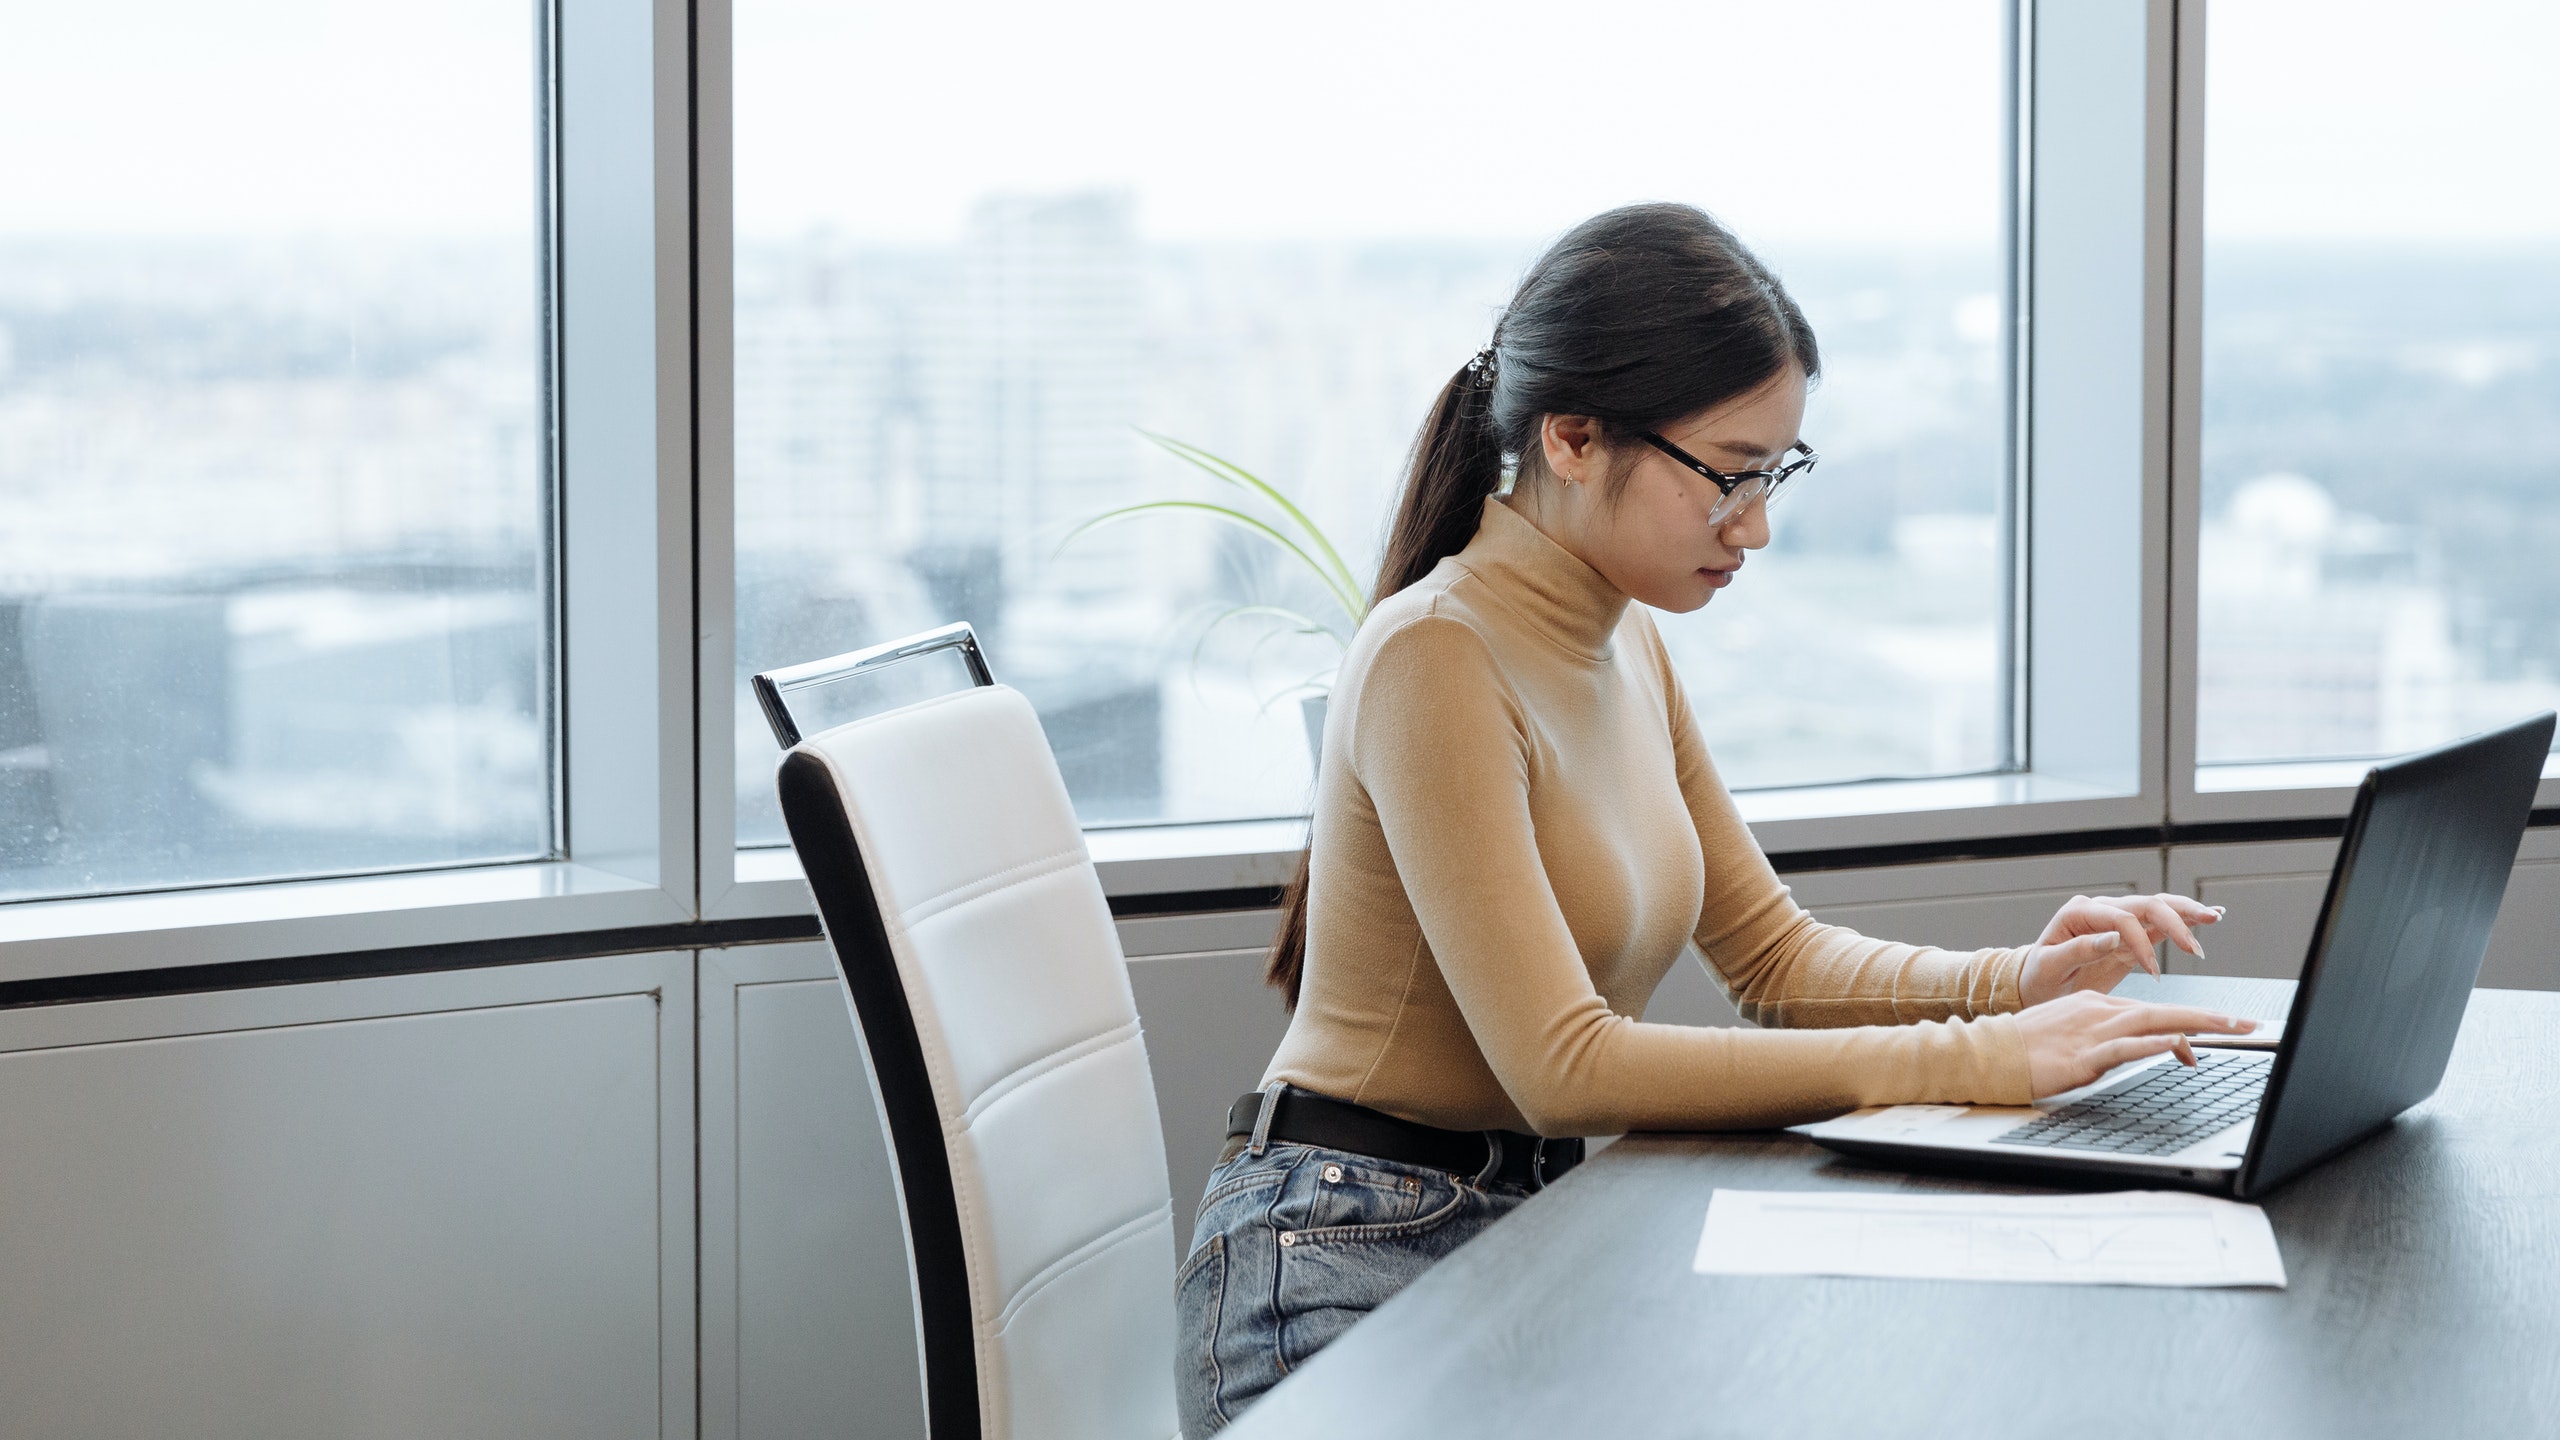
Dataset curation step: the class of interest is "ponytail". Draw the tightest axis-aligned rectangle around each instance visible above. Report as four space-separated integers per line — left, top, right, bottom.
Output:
1264 356 1507 1007
1263 202 1821 1009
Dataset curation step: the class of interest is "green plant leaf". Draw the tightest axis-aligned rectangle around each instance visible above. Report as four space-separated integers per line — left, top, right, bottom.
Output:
1059 500 1367 625
1188 602 1344 677
1191 602 1343 654
1135 429 1367 624
1146 431 1365 616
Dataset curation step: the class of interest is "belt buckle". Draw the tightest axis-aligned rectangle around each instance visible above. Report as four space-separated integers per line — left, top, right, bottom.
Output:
1247 1084 1286 1159
1527 1137 1579 1192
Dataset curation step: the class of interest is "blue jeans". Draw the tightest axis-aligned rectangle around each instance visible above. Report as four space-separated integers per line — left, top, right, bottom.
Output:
1173 1136 1533 1436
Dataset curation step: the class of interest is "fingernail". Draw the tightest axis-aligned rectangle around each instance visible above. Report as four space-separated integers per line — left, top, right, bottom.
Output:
2096 933 2120 949
2211 906 2227 916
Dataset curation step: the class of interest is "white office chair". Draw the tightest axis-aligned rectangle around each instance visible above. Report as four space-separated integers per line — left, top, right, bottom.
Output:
757 624 1179 1440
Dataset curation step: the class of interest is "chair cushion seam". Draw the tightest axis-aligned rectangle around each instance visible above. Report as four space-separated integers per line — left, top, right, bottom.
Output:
957 1019 1142 1123
988 1202 1174 1333
895 845 1089 929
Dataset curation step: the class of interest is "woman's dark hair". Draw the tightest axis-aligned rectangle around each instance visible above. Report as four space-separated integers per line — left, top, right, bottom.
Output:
1265 202 1820 1008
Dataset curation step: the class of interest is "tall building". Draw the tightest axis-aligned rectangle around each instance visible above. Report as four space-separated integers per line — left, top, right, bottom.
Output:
730 199 1165 821
920 193 1162 816
925 193 1149 643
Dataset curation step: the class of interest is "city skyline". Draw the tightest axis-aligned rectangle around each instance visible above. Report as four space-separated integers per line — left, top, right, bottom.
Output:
4 220 2554 902
731 192 2016 835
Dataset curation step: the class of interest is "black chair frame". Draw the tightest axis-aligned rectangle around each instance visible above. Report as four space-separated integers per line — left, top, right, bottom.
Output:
760 622 999 1440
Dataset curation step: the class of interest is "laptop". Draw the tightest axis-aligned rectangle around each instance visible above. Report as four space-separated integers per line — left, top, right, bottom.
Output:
1796 711 2555 1199
2111 971 2293 1048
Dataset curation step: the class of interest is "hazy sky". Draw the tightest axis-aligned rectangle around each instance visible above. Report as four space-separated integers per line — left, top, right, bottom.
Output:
733 0 2006 246
0 0 534 238
2206 0 2560 241
0 0 2550 244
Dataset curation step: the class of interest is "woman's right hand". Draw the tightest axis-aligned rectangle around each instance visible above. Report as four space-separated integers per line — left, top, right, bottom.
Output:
2016 991 2257 1098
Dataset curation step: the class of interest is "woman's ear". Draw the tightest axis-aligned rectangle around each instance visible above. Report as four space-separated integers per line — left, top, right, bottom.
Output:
1539 414 1605 488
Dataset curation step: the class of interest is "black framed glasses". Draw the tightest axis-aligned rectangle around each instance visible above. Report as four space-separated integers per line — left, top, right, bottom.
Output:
1640 432 1819 525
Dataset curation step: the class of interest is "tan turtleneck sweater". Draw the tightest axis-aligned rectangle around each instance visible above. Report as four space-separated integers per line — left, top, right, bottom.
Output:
1261 497 2035 1137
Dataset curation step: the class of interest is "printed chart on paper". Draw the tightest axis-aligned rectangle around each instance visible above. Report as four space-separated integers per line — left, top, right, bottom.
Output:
1692 1188 2286 1288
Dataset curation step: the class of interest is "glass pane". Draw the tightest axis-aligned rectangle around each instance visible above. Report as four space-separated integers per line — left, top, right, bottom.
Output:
0 3 551 902
734 0 2011 839
2199 0 2560 766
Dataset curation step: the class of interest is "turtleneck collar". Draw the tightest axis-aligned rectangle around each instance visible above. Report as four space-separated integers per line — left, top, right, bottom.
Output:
1451 496 1631 662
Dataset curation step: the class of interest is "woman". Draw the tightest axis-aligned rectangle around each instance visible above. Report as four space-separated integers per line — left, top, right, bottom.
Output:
1172 204 2246 1435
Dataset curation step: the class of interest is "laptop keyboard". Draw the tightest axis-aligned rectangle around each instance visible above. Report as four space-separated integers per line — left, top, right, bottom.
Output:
1991 1051 2272 1157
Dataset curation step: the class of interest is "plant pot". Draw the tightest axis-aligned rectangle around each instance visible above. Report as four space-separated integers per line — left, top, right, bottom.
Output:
1301 692 1329 771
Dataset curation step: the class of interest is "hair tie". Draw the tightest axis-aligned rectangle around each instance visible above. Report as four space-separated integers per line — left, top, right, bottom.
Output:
1462 345 1499 391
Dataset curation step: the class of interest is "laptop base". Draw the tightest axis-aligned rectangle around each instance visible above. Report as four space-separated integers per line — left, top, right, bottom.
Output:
1805 1128 2245 1195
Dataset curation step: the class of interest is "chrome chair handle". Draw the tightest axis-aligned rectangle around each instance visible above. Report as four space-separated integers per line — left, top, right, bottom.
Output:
751 621 996 749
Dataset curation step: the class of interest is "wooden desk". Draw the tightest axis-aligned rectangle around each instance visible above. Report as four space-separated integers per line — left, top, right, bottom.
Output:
1223 987 2560 1439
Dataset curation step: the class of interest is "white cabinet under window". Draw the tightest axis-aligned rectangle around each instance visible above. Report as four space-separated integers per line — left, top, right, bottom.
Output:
697 922 1292 1440
698 943 923 1440
2169 832 2560 989
0 953 695 1440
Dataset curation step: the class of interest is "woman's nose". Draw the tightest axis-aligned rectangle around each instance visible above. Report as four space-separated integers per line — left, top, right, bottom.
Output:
1720 494 1773 550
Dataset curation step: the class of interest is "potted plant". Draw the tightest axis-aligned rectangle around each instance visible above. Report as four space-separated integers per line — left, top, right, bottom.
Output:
1063 430 1366 763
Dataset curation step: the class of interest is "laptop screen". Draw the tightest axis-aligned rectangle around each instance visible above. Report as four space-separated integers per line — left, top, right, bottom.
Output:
2242 712 2553 1196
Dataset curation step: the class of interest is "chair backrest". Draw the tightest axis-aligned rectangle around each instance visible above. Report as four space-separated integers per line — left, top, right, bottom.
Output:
765 628 1177 1440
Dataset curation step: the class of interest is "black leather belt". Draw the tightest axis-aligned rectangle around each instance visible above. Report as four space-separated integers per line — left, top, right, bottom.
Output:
1225 1086 1584 1192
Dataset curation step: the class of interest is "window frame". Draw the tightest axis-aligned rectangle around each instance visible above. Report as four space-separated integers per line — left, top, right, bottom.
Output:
0 0 702 982
2163 0 2560 825
698 0 2179 917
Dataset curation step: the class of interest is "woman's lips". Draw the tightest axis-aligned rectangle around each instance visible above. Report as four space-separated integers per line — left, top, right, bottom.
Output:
1700 567 1737 589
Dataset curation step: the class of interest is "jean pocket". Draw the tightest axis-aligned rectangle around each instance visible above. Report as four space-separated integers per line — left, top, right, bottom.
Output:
1194 1157 1289 1247
1284 1166 1468 1246
1269 1149 1458 1239
1269 1180 1484 1379
1173 1232 1229 1437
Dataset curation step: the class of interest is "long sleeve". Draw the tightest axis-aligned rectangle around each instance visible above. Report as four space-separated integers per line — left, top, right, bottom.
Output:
1655 625 2032 1032
1346 612 2033 1136
1262 497 2038 1137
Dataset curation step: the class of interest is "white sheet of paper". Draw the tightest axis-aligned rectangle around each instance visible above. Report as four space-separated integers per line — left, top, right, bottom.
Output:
1692 1188 2285 1289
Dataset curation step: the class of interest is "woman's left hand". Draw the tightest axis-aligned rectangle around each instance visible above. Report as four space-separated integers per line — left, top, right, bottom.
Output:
2017 893 2225 1007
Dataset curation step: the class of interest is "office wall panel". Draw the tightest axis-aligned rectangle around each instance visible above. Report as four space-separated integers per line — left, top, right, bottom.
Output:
1115 910 1293 1250
0 954 693 1440
1788 849 2169 960
2484 838 2560 991
1125 946 1294 1252
2163 840 2341 980
700 936 1287 1440
1640 952 1753 1030
2168 834 2560 989
699 943 922 1440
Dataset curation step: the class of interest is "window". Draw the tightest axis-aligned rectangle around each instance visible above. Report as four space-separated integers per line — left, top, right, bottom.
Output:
0 0 2539 967
730 0 2015 846
0 4 552 902
2197 0 2560 772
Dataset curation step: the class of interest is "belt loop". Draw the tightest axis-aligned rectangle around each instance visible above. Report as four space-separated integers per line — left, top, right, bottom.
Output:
1471 1130 1505 1189
1248 1083 1286 1158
